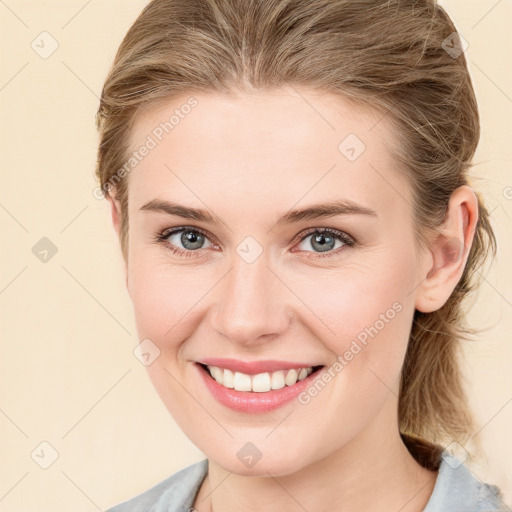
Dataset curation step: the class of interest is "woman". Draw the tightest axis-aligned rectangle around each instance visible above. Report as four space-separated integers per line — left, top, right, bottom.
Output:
95 0 506 510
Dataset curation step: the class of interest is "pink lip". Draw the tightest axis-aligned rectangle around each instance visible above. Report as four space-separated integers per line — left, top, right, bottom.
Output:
195 362 323 414
198 358 319 375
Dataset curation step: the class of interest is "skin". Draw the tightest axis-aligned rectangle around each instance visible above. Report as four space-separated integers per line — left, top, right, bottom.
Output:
108 86 478 512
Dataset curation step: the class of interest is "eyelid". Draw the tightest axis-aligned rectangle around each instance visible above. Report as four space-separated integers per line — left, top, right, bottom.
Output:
290 226 355 247
154 225 216 259
159 225 217 246
289 227 355 260
155 225 356 258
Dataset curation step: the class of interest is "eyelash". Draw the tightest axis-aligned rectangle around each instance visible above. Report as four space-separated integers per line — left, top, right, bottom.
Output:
153 226 356 260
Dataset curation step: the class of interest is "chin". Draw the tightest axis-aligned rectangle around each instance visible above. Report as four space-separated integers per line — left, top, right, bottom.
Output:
204 442 315 478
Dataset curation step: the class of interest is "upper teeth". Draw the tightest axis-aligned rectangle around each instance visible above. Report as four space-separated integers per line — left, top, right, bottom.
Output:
207 366 313 392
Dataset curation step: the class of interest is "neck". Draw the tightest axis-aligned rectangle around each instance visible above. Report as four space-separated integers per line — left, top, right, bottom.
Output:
194 409 439 512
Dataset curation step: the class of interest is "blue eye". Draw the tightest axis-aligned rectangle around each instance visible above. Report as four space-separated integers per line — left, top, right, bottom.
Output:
165 228 213 251
154 226 355 259
155 226 214 258
293 228 355 258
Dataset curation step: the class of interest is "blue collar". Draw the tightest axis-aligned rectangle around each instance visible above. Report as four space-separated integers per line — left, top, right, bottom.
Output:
108 452 506 511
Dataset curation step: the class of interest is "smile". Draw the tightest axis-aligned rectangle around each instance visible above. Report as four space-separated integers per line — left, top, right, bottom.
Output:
206 365 314 392
196 359 325 413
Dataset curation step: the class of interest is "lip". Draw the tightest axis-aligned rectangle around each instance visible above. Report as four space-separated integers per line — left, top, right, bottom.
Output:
195 362 324 413
197 358 321 375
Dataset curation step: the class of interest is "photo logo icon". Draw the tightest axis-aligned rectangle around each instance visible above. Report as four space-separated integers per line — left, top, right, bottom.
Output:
236 236 263 264
237 442 263 468
31 441 59 469
133 338 161 366
31 31 59 59
442 32 468 59
32 237 58 263
338 133 366 162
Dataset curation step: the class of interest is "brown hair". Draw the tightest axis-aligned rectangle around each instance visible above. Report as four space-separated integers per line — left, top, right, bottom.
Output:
95 0 497 466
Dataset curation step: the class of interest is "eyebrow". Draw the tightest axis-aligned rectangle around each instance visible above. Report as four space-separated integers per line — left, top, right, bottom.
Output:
139 198 378 226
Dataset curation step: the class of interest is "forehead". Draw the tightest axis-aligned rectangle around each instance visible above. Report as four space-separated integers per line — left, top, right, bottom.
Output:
126 86 412 224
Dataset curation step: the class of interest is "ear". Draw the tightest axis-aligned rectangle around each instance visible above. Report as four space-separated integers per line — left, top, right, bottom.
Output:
106 189 129 289
106 190 122 238
415 185 479 313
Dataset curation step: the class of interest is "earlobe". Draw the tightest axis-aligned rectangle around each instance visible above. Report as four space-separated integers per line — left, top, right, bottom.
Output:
415 185 478 313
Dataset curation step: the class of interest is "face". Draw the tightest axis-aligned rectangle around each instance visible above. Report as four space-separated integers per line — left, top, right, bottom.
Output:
119 87 430 476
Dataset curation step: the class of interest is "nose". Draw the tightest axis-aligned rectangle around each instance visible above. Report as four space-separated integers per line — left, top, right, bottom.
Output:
209 252 292 346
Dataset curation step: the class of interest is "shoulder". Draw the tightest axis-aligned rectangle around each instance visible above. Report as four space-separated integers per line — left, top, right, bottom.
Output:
106 459 208 512
424 451 507 512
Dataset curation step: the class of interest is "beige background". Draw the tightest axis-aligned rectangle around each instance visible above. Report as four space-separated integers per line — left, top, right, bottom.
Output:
0 1 511 510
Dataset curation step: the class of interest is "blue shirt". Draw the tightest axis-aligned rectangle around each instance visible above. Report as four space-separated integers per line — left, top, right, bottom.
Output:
107 452 506 511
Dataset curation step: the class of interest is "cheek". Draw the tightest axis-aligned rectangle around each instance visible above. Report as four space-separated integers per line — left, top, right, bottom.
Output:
127 251 215 343
285 248 417 380
293 249 414 327
126 257 211 415
285 256 416 449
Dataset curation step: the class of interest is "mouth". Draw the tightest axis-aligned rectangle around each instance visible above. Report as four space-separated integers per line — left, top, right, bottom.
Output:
195 360 325 413
199 363 324 392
